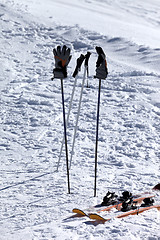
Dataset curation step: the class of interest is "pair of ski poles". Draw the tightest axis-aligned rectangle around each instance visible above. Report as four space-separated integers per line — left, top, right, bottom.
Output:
58 52 101 197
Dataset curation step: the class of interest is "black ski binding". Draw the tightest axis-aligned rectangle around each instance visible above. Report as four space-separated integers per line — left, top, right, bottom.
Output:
118 191 132 202
121 198 137 212
141 197 154 207
101 191 118 206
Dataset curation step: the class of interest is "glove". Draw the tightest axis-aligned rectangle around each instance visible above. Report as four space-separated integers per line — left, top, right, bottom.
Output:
95 46 108 79
53 45 72 79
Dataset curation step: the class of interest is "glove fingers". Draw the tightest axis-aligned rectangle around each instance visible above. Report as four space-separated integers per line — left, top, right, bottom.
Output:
57 46 61 56
62 45 66 56
65 48 71 58
53 48 57 56
96 47 105 59
96 46 104 55
95 46 101 54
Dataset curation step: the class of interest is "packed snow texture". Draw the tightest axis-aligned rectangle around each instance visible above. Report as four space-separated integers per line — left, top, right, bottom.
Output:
0 0 160 239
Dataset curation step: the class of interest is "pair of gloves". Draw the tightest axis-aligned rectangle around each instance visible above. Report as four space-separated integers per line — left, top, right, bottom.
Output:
52 45 108 80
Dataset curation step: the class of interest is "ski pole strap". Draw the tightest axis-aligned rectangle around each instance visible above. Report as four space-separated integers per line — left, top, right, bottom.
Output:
72 54 85 78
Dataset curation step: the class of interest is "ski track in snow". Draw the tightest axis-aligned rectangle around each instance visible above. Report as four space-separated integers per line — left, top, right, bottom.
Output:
0 0 160 239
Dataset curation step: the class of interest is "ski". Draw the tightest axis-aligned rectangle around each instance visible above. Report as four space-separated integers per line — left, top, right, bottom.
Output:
72 183 160 217
89 204 160 222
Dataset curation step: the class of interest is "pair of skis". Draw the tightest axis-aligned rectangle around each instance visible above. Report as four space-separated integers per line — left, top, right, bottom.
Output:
72 183 160 223
73 194 155 216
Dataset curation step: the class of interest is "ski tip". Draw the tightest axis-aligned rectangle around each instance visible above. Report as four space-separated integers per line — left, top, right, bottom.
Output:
89 213 109 222
72 208 87 216
152 183 160 191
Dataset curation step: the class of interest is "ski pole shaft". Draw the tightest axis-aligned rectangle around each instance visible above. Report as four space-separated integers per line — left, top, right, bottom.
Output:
61 79 70 194
94 79 101 197
57 75 78 171
70 67 87 167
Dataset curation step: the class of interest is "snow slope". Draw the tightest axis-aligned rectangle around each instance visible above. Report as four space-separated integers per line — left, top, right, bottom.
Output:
0 0 160 239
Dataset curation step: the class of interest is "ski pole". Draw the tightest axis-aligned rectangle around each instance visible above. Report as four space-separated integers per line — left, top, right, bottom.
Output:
56 74 78 171
57 54 85 171
69 66 87 167
70 52 91 167
61 79 70 194
94 46 108 197
94 79 101 197
52 45 72 193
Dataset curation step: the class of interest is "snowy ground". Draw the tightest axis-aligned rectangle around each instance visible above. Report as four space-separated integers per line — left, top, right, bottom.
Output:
0 0 160 239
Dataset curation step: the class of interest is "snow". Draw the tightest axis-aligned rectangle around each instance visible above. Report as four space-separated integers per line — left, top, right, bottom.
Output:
0 0 160 239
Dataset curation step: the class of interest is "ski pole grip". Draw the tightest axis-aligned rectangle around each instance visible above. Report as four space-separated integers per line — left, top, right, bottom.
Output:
84 52 91 67
72 54 85 78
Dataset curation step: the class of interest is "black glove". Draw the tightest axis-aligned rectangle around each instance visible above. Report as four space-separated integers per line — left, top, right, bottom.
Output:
95 46 108 79
53 45 72 79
